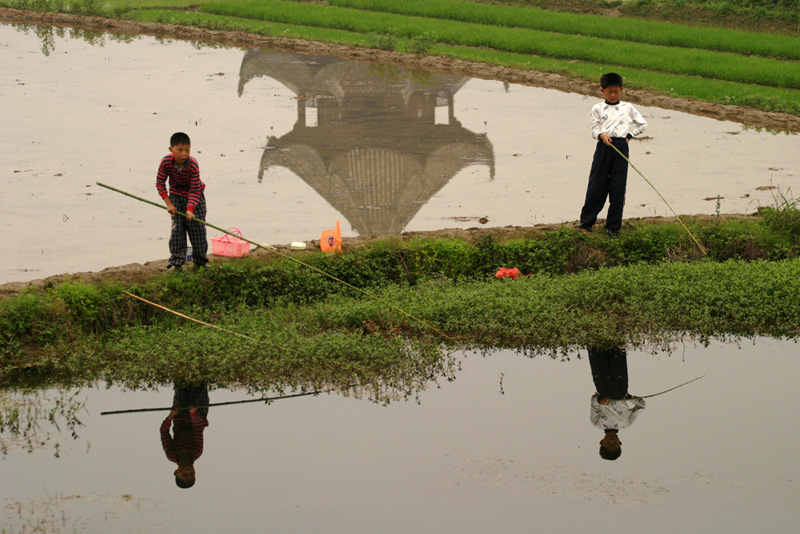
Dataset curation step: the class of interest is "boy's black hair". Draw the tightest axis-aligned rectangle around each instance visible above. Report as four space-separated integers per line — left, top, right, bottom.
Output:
600 72 623 89
170 132 191 147
176 475 195 489
599 444 622 460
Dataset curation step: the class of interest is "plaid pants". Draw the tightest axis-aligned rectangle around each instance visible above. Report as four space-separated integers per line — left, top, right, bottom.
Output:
168 194 208 266
173 382 210 417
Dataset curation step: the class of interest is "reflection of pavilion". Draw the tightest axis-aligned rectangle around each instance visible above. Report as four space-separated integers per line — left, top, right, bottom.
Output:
239 50 494 235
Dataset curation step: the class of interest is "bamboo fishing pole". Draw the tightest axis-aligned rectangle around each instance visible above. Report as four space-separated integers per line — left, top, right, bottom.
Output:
100 389 328 416
124 291 258 342
607 143 707 256
123 290 299 355
97 182 460 346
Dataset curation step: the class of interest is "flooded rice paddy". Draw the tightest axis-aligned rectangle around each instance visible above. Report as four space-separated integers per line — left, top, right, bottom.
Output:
1 22 798 284
2 340 799 533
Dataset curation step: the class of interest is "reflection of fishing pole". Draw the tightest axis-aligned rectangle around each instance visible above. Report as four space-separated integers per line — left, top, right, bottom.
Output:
101 389 328 416
97 182 459 346
606 143 707 256
632 375 705 399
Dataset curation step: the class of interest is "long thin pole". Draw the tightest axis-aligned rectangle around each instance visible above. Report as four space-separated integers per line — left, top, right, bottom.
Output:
97 182 460 345
633 375 705 399
100 389 327 416
607 144 707 256
124 291 258 342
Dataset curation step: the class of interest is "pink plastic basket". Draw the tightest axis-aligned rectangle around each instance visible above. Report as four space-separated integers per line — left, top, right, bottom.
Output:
211 227 250 258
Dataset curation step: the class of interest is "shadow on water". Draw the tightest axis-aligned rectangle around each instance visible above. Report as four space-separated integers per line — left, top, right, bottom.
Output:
242 49 495 235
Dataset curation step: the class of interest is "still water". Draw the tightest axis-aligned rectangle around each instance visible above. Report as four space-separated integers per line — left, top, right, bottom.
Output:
1 23 798 284
1 340 799 533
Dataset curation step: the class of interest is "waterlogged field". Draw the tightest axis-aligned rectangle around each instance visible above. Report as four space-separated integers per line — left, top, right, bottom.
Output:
1 342 799 533
1 24 798 285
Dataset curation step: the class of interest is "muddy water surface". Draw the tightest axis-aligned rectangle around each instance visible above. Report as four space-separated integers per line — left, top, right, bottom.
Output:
1 340 798 533
1 22 798 285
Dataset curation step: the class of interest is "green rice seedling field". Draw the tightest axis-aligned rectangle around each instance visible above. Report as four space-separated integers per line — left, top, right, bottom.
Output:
326 0 800 59
3 0 800 115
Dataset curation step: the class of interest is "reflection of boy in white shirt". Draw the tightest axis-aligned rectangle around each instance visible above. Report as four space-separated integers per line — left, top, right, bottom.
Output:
591 394 646 430
590 394 646 460
587 345 646 460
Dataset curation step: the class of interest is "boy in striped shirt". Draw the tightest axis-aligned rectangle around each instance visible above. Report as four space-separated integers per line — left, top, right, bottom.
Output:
156 132 209 271
579 73 647 237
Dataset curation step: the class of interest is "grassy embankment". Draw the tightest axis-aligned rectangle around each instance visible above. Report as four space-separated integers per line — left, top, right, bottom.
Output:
2 0 800 116
3 202 800 392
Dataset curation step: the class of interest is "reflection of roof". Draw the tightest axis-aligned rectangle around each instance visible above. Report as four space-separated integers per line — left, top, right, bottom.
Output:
243 49 495 235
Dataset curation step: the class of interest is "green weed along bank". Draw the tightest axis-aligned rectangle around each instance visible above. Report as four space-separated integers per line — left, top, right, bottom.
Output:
3 214 800 389
3 256 800 389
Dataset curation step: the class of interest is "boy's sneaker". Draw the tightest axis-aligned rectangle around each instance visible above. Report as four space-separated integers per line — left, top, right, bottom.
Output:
167 263 183 273
579 223 592 232
607 229 619 238
193 262 209 271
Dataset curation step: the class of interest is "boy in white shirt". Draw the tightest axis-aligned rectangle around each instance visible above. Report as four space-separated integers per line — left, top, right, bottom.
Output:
579 73 647 237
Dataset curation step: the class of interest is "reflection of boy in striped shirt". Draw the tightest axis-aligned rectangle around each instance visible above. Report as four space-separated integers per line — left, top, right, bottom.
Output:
579 73 647 237
160 384 209 489
156 131 209 271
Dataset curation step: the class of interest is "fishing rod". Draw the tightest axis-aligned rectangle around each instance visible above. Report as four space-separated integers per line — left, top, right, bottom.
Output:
97 182 460 346
100 389 328 416
123 290 301 355
607 143 707 256
632 375 705 399
124 291 258 343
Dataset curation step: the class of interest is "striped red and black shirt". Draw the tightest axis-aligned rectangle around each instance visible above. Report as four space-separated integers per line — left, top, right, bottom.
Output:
160 412 208 464
156 154 205 213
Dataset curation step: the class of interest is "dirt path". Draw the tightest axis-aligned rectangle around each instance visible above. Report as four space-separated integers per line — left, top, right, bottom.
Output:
3 7 800 133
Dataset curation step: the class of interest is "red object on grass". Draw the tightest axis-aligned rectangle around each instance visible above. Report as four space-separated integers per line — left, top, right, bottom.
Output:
495 267 521 280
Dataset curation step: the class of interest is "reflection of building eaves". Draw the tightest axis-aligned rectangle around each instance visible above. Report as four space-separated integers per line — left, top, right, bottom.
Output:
261 131 494 236
242 49 495 236
238 50 339 96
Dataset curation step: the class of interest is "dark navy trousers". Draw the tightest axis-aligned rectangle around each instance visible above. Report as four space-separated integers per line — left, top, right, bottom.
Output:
588 346 629 400
579 138 629 232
